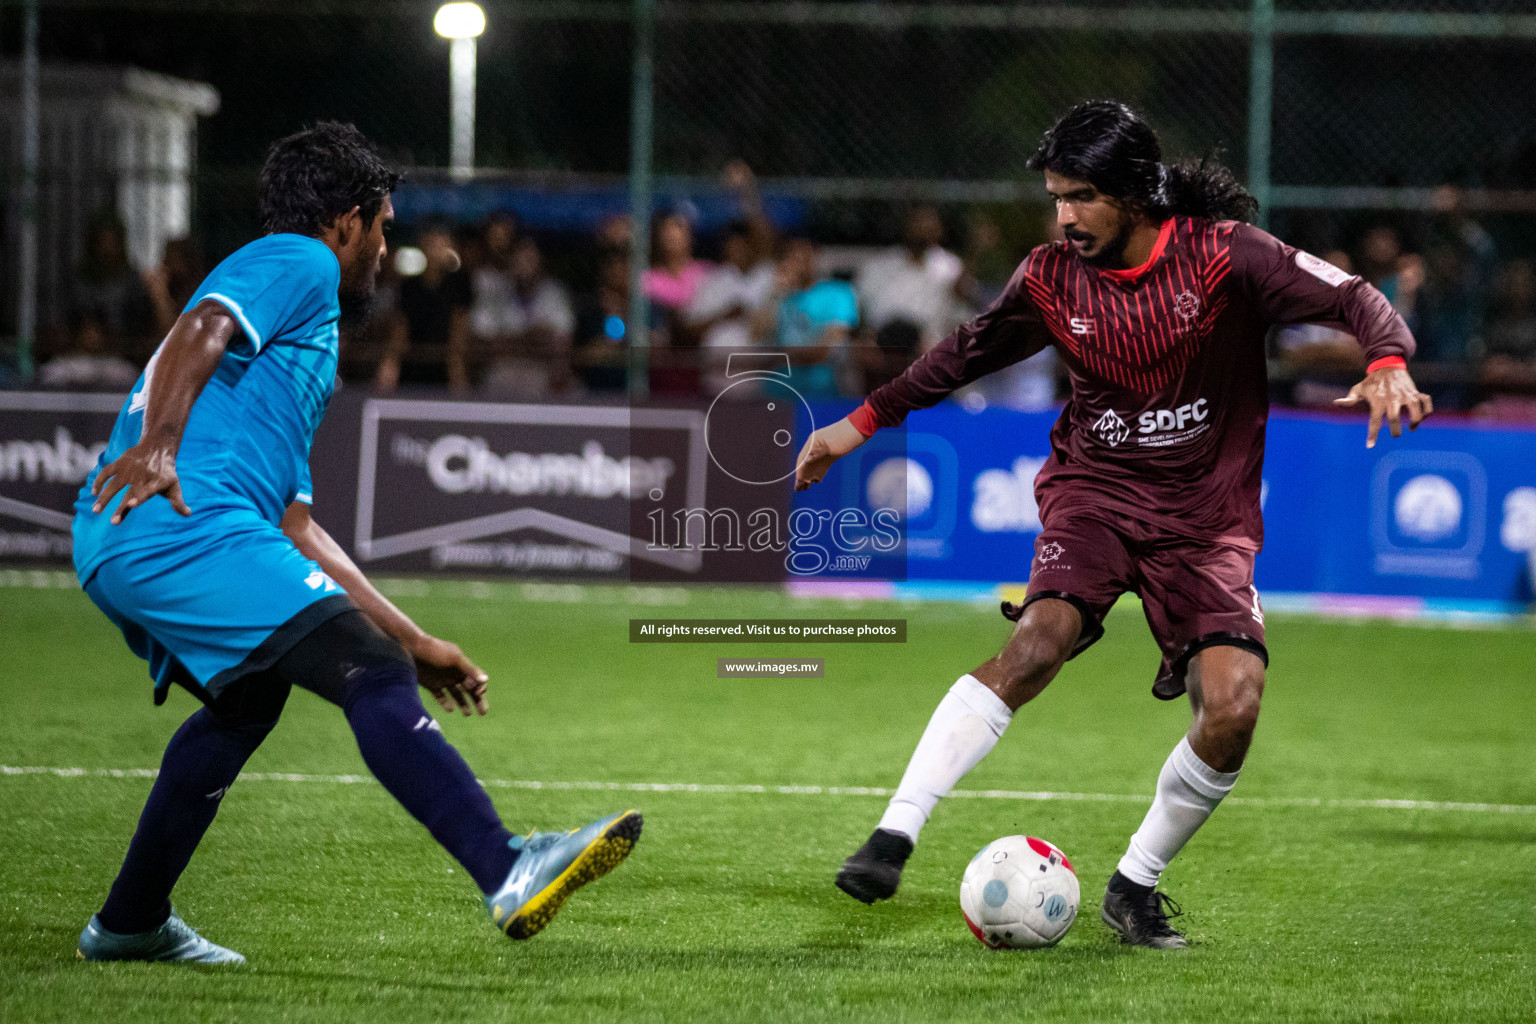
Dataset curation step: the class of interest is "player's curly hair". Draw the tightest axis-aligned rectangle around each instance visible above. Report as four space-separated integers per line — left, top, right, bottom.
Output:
259 121 401 237
1028 100 1258 224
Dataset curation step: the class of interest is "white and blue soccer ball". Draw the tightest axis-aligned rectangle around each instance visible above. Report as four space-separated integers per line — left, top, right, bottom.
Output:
959 835 1080 949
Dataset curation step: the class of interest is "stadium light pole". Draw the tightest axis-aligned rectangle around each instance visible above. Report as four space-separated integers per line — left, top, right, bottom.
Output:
434 2 485 182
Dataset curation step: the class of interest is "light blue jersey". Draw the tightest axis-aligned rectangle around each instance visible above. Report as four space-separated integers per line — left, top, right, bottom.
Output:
74 234 340 581
72 233 349 699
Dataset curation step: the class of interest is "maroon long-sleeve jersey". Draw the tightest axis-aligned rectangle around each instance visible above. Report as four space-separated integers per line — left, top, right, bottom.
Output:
857 217 1415 546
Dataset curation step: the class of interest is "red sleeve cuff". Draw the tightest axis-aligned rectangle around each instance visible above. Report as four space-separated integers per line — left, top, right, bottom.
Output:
847 401 880 438
1367 355 1407 374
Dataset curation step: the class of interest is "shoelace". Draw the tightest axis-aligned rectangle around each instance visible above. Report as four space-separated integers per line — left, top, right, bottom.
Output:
1142 890 1185 935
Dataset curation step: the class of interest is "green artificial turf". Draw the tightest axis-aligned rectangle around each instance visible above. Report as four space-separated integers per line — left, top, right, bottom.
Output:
1 576 1532 1023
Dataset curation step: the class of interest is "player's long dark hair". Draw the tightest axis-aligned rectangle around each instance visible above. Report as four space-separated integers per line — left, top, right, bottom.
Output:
1027 100 1258 224
259 121 401 237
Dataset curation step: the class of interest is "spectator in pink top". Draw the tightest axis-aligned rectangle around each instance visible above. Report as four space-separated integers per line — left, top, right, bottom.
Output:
641 208 713 395
642 211 711 311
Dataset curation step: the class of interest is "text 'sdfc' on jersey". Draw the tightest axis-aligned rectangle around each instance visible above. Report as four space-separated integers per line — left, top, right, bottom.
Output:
861 218 1416 547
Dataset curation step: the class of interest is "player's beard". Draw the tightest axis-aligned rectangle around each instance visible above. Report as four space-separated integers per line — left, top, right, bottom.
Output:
1068 211 1137 270
338 289 376 332
338 254 381 330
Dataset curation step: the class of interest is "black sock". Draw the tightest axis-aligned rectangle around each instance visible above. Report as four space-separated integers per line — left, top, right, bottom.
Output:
341 663 518 893
1108 869 1154 895
98 706 274 935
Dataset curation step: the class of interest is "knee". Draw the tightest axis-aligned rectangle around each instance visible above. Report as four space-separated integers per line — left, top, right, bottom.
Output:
1199 666 1265 742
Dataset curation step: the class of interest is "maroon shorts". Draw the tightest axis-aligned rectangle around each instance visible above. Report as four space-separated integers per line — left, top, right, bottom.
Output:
1015 513 1268 700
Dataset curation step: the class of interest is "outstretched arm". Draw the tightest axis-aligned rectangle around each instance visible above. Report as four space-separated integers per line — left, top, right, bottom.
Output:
91 299 238 524
280 501 490 716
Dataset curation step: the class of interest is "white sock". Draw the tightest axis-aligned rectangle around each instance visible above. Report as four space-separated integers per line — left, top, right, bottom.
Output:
1116 736 1240 887
877 674 1013 843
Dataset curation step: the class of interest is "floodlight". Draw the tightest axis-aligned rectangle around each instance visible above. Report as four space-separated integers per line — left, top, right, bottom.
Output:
434 3 485 40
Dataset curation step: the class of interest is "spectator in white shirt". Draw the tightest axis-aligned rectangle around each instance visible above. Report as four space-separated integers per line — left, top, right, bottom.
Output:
854 205 967 351
39 310 140 392
685 220 778 395
475 237 576 399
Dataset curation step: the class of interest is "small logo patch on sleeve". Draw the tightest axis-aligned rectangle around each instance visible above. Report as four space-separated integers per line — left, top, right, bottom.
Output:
1295 251 1355 288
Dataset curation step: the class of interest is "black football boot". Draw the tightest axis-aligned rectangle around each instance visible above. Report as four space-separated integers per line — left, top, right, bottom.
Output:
835 829 914 904
1100 870 1191 949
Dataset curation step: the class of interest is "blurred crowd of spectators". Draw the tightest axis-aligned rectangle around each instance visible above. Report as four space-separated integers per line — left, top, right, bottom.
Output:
30 174 1536 420
336 163 1057 410
1275 185 1536 419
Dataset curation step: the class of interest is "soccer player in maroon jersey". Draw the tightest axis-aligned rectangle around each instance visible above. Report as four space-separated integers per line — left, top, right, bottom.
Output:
794 101 1432 948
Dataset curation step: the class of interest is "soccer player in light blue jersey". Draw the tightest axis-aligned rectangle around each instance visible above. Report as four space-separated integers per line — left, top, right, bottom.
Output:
72 123 640 964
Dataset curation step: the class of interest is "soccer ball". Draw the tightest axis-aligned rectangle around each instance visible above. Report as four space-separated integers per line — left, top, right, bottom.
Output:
959 835 1080 949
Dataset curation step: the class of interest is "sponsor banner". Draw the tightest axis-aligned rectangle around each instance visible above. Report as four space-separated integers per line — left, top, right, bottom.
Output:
1260 412 1535 602
0 392 122 563
7 391 1531 606
799 401 1536 604
310 388 798 582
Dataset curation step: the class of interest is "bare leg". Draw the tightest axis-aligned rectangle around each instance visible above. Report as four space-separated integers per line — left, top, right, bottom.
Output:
970 598 1083 711
1184 645 1266 772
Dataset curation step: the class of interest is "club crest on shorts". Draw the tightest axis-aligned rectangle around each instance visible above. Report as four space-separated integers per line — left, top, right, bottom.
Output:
1092 409 1129 447
1037 541 1065 563
1174 291 1201 320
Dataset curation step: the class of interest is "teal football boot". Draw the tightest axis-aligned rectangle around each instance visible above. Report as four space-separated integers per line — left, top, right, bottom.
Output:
485 809 642 940
77 910 246 964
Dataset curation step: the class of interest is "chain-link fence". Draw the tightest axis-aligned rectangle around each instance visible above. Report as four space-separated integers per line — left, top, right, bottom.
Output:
3 0 1535 402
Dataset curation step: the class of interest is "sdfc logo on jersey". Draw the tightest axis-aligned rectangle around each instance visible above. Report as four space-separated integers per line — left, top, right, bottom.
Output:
1174 291 1201 320
1092 409 1130 447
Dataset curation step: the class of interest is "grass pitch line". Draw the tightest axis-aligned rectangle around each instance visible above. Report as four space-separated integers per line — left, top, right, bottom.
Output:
4 764 1535 815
